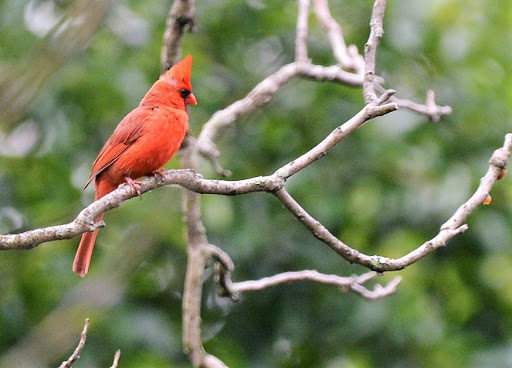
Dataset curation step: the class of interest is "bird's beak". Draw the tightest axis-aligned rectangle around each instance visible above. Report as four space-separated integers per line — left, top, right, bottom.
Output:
186 93 198 105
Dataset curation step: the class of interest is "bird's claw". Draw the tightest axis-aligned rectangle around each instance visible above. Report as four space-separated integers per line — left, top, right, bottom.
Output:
124 177 143 198
151 169 166 179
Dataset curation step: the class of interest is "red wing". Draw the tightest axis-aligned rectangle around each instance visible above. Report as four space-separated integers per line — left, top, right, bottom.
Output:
84 107 150 188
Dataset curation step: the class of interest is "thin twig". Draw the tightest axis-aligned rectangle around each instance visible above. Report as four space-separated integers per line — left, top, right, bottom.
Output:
349 274 402 300
363 0 387 103
58 318 89 368
313 0 364 73
110 350 121 368
295 0 311 62
207 244 237 300
441 133 512 230
233 270 401 301
375 84 452 122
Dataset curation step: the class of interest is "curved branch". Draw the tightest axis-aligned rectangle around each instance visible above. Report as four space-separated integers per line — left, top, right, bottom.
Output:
196 61 365 175
273 133 512 272
233 270 402 301
313 0 364 73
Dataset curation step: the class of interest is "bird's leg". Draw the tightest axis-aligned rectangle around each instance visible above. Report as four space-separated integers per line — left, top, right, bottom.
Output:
150 169 166 185
151 169 166 179
124 176 143 198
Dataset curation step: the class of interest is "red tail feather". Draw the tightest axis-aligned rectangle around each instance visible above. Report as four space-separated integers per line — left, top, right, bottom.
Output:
73 214 103 277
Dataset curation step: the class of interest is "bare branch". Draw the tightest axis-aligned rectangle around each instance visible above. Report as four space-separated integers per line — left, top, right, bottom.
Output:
161 0 196 71
110 350 121 368
349 274 402 301
297 62 364 86
202 355 229 368
233 270 401 301
206 244 237 300
295 0 311 62
58 318 89 368
441 133 512 230
363 0 388 103
313 0 364 73
274 89 397 179
196 61 365 171
179 140 212 366
375 85 453 122
273 133 512 272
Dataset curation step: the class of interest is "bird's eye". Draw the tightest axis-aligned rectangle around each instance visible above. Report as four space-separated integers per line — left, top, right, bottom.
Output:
179 89 191 99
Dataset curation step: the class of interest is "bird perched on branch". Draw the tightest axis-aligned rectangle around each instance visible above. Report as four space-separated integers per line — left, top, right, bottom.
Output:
73 55 197 277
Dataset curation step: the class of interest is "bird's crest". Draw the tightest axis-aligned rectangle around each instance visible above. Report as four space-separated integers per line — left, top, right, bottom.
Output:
162 55 193 87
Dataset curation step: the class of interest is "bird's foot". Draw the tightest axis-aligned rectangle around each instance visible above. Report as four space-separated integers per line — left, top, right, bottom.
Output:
151 169 166 179
124 177 143 198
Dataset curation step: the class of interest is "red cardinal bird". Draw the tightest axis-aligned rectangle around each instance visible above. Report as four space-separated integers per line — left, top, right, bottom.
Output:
73 55 197 277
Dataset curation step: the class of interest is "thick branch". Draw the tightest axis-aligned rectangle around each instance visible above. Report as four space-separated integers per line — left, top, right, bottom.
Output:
180 142 213 367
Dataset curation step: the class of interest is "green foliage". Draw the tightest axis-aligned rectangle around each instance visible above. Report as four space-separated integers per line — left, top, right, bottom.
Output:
0 0 511 367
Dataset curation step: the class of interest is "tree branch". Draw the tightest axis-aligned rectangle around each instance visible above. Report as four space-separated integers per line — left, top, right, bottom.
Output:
196 60 366 175
233 270 401 301
313 0 364 73
180 142 215 367
161 0 196 71
58 318 89 368
295 0 311 63
375 85 452 122
110 350 121 368
363 0 387 103
273 133 512 272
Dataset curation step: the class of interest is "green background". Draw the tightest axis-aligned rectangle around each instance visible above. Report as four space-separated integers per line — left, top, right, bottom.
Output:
0 0 511 367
